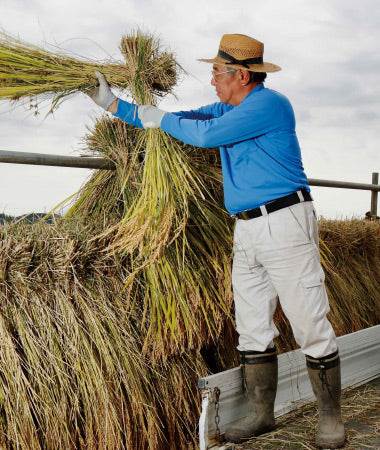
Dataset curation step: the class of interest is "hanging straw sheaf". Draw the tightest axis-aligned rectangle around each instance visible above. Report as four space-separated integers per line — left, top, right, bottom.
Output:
1 219 379 449
319 219 380 335
66 113 234 359
58 30 235 357
0 30 180 113
119 31 179 105
0 220 211 449
0 27 230 358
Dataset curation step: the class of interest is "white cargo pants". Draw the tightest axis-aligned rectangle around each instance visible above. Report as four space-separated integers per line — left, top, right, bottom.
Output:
232 200 337 358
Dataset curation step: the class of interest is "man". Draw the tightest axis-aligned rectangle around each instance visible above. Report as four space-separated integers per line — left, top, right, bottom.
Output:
87 34 345 449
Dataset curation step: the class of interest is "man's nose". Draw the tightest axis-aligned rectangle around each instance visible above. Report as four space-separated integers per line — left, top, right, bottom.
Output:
211 77 216 86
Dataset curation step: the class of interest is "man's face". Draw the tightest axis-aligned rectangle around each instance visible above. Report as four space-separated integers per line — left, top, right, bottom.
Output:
211 64 240 105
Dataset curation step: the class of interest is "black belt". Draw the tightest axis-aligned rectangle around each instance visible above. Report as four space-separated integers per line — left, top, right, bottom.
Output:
235 188 313 220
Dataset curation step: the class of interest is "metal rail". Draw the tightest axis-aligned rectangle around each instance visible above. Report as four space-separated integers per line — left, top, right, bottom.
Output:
0 149 378 215
0 150 115 170
308 176 379 216
308 177 380 192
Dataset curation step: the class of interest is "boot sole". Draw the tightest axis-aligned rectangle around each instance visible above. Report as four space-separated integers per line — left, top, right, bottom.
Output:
316 438 346 449
225 424 276 444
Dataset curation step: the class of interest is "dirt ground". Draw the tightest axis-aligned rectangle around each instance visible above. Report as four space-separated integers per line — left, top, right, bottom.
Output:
226 377 380 450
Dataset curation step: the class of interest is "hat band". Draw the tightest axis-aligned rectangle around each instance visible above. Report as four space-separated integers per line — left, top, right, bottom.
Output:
218 50 263 68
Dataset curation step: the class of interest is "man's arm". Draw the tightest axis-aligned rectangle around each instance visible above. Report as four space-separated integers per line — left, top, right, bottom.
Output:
135 102 232 129
161 96 286 148
85 71 235 133
170 103 233 121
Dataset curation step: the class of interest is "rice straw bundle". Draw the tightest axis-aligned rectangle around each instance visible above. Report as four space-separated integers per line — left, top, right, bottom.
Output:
54 30 235 357
66 113 234 358
0 30 180 113
1 218 379 449
0 219 212 449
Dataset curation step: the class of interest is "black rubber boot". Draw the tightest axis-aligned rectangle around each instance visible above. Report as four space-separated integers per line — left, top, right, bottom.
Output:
306 350 345 449
225 347 278 444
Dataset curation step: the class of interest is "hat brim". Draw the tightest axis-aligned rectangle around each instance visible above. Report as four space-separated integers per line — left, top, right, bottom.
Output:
198 56 281 73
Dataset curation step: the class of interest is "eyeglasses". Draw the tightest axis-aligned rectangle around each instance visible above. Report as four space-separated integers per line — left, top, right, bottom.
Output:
211 69 235 81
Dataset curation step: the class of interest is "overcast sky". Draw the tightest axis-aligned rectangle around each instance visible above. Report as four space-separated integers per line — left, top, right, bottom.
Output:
1 0 379 218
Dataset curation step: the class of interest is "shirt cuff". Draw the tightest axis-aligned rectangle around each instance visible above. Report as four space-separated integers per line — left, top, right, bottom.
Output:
114 99 144 129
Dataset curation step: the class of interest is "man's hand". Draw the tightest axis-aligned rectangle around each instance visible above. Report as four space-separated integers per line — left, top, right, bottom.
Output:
138 105 167 129
86 71 117 111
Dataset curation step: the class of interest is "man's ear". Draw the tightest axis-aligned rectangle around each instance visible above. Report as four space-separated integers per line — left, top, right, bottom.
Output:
240 69 251 86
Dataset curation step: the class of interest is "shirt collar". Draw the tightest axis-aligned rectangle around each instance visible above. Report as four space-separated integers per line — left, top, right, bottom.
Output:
240 83 264 104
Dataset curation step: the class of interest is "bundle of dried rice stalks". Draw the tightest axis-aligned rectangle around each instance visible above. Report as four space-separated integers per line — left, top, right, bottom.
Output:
1 219 379 449
50 30 235 358
66 114 234 359
0 219 214 449
0 30 180 113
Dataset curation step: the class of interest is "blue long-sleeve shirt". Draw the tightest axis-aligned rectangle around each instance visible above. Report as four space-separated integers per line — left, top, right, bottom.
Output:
114 84 309 215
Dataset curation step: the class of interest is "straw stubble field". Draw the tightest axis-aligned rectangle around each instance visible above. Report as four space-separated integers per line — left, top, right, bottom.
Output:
0 29 379 450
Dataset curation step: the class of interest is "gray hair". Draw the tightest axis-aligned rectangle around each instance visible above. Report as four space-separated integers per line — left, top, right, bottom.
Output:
227 68 267 83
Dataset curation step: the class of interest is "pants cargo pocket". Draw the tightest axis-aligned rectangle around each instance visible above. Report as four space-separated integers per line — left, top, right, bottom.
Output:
301 270 330 322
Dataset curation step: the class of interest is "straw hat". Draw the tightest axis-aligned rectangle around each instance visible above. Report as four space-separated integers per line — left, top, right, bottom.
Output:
198 34 281 73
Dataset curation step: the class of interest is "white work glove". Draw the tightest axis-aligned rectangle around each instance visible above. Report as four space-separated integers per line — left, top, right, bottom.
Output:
86 71 117 110
138 105 167 129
